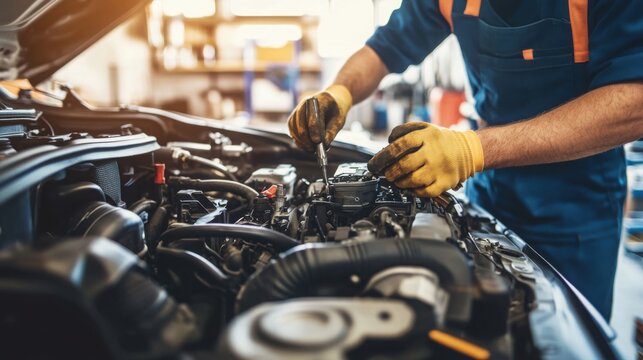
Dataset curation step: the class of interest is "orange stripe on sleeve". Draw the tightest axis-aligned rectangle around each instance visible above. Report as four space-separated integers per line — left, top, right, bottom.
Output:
439 0 454 32
568 0 589 63
522 49 534 60
464 0 482 16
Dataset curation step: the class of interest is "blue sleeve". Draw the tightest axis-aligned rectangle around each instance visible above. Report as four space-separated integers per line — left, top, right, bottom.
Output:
366 0 451 74
588 0 643 90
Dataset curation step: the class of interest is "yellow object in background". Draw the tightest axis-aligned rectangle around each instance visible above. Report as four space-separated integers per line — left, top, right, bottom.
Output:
255 41 296 63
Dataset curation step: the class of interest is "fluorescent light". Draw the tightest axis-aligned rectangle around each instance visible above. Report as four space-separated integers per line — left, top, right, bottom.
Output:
318 0 374 58
149 0 164 18
162 0 182 17
237 24 302 48
231 0 306 16
162 0 215 18
183 0 216 18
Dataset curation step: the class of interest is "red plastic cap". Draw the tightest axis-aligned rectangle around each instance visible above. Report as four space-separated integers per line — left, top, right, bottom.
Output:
154 163 166 184
261 185 278 199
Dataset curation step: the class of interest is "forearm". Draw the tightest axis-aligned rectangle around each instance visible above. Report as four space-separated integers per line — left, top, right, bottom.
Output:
334 46 390 104
478 82 643 168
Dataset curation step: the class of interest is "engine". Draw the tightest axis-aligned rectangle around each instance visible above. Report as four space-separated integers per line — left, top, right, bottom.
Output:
0 122 605 360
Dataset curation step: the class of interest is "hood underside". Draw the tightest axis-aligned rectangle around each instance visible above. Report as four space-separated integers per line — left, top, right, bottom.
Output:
0 0 148 84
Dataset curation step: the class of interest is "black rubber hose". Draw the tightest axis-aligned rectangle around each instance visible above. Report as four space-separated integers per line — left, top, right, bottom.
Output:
154 147 237 181
128 198 158 216
155 246 231 288
236 238 473 324
147 205 171 249
178 168 229 181
186 155 238 182
168 177 258 203
159 224 299 252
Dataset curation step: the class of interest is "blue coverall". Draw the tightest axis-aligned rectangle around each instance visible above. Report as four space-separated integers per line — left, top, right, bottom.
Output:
366 0 643 319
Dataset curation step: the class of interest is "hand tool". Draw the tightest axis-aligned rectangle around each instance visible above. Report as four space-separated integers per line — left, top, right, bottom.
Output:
306 97 329 185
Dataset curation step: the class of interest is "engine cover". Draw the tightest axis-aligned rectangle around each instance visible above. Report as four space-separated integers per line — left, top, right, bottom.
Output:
219 298 417 360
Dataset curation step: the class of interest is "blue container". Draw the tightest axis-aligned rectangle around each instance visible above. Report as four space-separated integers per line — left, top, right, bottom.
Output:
630 166 643 212
625 165 643 254
626 139 643 166
624 213 643 254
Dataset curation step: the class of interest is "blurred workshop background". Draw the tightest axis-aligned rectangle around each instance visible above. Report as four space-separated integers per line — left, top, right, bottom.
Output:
45 2 641 357
49 0 471 149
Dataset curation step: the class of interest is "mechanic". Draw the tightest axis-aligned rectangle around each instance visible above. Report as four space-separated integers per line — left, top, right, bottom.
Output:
287 0 643 320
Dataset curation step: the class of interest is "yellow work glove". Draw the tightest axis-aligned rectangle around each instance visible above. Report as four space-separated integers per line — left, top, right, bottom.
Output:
367 122 484 198
288 84 353 152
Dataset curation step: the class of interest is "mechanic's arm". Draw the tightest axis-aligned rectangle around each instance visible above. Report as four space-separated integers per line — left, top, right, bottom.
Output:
286 46 388 152
479 82 643 168
367 83 643 198
288 0 450 152
368 0 643 198
334 46 389 104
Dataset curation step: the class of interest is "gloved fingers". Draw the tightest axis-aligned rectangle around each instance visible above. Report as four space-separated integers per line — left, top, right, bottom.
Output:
324 116 344 146
288 106 315 152
383 153 425 182
292 136 314 153
387 121 429 143
306 92 340 146
413 183 445 198
394 167 436 189
367 135 424 175
304 98 322 145
319 92 342 147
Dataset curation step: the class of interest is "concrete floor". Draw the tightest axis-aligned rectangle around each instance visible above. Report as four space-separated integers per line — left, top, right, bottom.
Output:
611 246 642 359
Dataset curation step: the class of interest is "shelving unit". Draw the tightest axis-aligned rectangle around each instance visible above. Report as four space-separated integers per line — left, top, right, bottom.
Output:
146 3 322 117
157 62 321 74
183 15 319 26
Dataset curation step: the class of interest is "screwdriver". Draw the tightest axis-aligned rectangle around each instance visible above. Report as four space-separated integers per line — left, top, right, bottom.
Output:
306 97 329 185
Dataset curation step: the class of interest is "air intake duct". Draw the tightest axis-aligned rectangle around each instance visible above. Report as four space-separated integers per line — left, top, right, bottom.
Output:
236 238 473 324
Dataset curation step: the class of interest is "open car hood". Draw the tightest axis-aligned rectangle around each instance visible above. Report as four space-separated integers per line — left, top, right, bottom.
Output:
0 0 148 84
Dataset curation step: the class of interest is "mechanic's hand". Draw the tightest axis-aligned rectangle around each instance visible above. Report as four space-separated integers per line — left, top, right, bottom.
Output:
367 122 484 198
288 84 353 152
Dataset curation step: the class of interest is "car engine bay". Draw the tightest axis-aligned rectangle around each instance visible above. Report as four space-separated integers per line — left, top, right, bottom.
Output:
0 102 617 360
